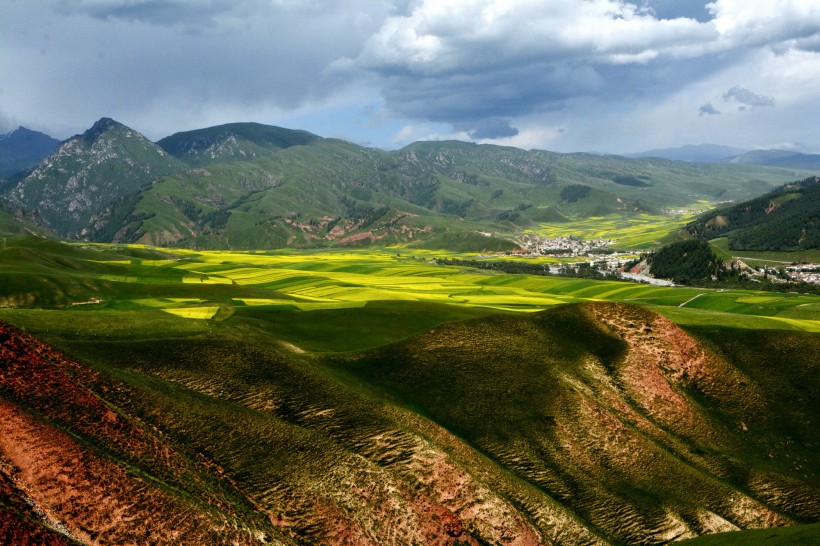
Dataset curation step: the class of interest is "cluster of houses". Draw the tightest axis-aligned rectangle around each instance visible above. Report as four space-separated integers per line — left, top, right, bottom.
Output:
784 264 820 284
516 234 616 257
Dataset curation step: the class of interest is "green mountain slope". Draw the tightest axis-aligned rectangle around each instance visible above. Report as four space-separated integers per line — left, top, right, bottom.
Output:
156 122 319 165
2 119 815 250
686 176 820 251
128 131 813 250
0 210 48 238
2 118 185 239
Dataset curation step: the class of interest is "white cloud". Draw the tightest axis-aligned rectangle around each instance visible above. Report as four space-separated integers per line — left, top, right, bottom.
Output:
357 0 715 76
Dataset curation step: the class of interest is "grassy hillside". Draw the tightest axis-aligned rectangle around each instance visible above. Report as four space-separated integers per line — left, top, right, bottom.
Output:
2 299 818 544
3 120 815 251
121 136 815 251
0 236 818 544
687 176 820 251
679 522 820 545
156 122 319 165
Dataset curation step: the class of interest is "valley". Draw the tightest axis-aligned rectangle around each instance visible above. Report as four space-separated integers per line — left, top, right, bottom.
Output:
5 1 820 543
0 120 818 545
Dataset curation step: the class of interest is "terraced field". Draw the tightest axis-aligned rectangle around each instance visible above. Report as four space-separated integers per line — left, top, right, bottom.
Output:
533 211 707 248
2 240 818 348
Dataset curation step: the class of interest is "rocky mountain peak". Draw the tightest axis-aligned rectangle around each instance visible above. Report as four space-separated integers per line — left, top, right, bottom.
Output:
81 117 129 143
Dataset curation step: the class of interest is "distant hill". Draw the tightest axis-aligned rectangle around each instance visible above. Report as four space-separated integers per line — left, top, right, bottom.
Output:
156 122 318 165
728 149 820 170
687 176 820 251
627 144 747 163
0 126 60 180
1 118 816 250
628 144 820 170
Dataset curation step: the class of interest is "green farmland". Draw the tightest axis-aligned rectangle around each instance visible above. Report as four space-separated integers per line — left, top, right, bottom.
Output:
532 210 706 248
2 237 819 353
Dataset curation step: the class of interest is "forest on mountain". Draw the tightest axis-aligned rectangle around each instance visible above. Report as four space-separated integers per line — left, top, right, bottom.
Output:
648 240 725 284
686 176 820 251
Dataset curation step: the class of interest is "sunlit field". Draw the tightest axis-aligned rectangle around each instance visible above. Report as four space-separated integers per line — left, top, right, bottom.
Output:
533 212 703 249
4 243 815 335
709 237 820 265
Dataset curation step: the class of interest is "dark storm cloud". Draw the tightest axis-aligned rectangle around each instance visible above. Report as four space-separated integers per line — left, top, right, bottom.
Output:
373 62 604 124
2 1 820 152
347 1 722 136
56 0 232 28
0 1 391 139
722 86 775 109
468 119 519 140
347 0 820 141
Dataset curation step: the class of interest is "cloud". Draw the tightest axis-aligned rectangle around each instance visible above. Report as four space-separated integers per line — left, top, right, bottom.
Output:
722 86 775 108
2 1 820 153
708 0 820 49
468 118 519 140
55 0 232 29
348 0 721 135
699 102 720 115
0 1 392 139
344 0 820 138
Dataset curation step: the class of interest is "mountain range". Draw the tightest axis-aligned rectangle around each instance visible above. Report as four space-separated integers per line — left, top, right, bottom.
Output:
0 118 817 250
629 144 820 169
0 126 60 181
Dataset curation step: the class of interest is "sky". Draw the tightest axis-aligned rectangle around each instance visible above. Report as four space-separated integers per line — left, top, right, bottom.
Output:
2 0 820 154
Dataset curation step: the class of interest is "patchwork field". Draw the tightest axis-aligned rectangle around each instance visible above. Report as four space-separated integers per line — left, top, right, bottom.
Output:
532 211 704 248
2 239 819 354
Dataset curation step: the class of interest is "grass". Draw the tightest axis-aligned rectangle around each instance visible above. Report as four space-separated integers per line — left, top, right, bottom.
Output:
230 300 502 352
330 303 820 542
1 236 818 545
1 238 819 351
162 306 221 320
678 522 820 545
710 237 820 266
532 212 702 249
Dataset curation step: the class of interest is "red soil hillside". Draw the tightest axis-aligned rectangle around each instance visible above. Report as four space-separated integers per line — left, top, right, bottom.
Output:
0 320 285 545
1 301 818 545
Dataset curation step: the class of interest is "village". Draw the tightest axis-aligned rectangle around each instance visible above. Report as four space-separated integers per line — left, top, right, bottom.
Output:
516 234 617 257
784 264 820 284
508 234 820 286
